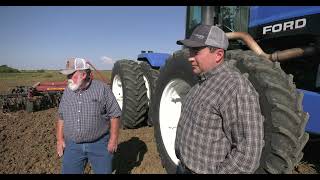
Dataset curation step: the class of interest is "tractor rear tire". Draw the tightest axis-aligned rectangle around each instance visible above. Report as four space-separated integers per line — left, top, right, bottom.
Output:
151 49 197 173
139 61 160 126
226 50 309 174
111 60 148 129
151 49 309 174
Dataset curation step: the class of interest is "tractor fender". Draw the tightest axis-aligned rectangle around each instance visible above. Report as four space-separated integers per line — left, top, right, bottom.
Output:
137 52 171 68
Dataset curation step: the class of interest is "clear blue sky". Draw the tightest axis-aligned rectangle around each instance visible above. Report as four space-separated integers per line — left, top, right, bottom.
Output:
0 6 186 70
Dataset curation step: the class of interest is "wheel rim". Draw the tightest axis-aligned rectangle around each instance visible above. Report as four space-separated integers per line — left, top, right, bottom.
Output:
159 79 191 165
112 75 123 110
143 75 151 104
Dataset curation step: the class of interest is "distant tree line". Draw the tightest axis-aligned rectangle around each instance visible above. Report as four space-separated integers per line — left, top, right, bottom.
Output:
0 65 20 73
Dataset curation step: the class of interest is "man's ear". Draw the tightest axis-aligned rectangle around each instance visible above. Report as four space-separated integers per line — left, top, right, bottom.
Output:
215 49 224 64
81 71 87 80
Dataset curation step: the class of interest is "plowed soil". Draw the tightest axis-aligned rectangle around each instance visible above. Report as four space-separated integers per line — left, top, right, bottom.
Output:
0 108 166 174
0 108 319 174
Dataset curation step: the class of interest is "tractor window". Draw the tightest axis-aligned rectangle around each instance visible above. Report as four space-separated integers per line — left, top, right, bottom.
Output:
186 6 202 38
220 6 239 32
220 6 249 32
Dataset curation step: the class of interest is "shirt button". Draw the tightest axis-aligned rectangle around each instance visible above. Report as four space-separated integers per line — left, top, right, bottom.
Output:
79 101 82 104
78 110 80 112
80 94 82 96
77 119 80 122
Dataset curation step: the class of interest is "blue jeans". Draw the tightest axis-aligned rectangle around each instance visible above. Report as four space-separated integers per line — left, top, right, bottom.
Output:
62 133 113 174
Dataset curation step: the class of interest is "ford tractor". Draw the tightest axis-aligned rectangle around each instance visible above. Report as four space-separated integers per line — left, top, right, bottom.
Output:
111 6 320 173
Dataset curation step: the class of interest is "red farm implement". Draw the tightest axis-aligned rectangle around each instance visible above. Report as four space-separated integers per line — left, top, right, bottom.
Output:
0 81 67 113
0 60 109 113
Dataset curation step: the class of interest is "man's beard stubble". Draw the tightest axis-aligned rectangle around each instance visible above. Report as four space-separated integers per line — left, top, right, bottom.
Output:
67 75 84 91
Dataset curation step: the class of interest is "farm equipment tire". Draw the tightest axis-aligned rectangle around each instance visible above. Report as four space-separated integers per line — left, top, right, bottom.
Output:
139 61 160 126
151 49 309 174
111 60 148 129
151 49 197 173
26 100 34 113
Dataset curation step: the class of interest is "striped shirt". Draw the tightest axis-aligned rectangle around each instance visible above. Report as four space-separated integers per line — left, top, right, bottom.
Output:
58 80 121 143
175 61 265 174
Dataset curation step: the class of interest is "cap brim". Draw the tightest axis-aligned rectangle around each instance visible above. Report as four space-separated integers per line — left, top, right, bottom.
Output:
177 39 206 48
60 69 76 75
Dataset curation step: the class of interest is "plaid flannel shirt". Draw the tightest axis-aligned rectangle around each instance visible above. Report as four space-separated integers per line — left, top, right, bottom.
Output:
58 80 121 143
175 61 265 174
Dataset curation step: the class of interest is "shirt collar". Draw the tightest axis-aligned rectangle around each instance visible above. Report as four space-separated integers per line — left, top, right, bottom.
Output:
73 79 92 93
198 61 227 84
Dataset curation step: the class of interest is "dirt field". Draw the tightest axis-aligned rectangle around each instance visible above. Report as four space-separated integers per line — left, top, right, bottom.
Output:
0 108 166 174
0 71 319 174
0 108 319 174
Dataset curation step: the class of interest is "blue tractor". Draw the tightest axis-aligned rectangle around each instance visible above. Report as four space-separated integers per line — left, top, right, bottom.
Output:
111 6 320 173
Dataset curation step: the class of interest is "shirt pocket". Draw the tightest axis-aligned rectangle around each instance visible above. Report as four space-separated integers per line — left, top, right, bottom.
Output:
62 99 77 117
193 99 222 126
193 101 224 141
193 112 223 129
85 99 103 117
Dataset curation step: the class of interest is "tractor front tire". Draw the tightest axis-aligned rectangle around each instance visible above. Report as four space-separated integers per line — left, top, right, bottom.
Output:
139 61 160 126
111 60 148 129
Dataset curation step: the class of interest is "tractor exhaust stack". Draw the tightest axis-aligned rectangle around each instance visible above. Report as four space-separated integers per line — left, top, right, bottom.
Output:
226 32 318 62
